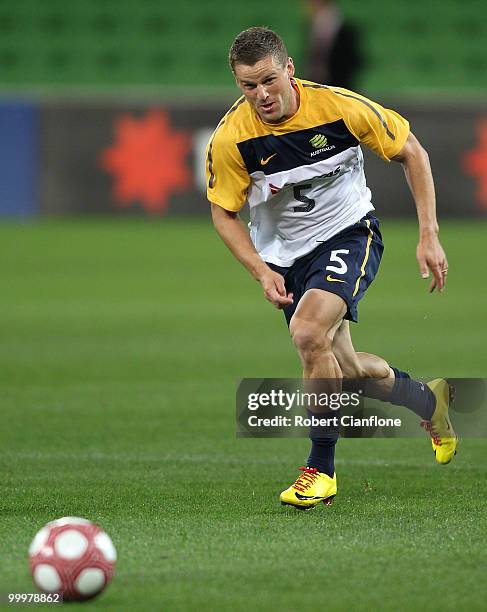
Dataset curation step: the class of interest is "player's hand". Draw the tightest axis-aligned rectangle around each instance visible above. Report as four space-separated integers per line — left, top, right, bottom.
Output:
416 233 448 293
259 269 294 309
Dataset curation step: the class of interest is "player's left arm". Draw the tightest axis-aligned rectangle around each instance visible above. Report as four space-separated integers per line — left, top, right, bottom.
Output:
338 91 447 292
392 131 448 293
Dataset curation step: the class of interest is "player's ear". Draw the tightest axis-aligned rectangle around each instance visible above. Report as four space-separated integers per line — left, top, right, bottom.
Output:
286 57 295 78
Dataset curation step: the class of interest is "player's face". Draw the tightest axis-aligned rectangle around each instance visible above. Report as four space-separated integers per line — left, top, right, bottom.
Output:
234 55 298 123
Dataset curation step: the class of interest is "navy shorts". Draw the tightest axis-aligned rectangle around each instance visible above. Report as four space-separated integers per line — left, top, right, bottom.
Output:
267 214 384 325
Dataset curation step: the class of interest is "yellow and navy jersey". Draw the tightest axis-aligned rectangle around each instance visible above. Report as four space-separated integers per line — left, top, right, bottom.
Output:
206 78 409 267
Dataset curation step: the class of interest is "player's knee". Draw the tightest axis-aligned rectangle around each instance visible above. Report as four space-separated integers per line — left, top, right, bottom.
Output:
290 321 333 361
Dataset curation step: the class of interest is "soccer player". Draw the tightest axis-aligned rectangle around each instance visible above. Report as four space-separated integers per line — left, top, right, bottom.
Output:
206 27 457 509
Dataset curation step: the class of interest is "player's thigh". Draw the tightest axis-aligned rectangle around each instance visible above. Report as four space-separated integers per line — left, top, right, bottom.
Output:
289 288 346 350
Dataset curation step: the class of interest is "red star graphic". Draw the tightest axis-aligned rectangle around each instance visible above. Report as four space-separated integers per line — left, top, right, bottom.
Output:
100 109 191 214
463 118 487 211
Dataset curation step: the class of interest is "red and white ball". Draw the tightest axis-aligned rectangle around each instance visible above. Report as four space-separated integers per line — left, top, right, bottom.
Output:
29 517 116 601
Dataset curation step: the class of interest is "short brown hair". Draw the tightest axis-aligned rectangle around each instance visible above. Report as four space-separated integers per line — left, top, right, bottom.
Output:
229 27 288 73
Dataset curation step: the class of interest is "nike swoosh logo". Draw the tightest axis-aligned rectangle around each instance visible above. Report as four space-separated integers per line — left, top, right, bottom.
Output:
260 153 277 165
444 417 451 431
295 493 325 500
326 274 346 283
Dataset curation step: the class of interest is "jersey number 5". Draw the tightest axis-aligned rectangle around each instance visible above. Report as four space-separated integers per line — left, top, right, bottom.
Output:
293 184 315 213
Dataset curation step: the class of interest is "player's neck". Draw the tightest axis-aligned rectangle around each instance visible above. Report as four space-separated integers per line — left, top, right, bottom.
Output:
288 79 300 118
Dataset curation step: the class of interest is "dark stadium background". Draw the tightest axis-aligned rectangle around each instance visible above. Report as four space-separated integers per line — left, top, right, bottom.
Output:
1 0 486 218
1 1 486 609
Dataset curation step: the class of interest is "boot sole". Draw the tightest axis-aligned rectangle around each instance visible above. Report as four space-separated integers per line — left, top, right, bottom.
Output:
280 495 336 510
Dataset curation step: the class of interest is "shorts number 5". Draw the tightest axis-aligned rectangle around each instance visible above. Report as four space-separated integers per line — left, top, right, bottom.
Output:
325 249 349 275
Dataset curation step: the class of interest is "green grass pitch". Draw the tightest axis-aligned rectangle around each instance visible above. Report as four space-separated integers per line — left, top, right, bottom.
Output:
0 218 486 610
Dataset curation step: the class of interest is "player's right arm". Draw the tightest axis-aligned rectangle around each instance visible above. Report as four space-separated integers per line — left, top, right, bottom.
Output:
210 203 293 309
206 119 292 308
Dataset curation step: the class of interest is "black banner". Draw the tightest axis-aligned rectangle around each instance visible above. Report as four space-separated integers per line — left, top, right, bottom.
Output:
236 378 487 438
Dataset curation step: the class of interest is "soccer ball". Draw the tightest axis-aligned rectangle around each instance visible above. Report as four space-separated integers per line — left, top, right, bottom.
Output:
28 517 116 601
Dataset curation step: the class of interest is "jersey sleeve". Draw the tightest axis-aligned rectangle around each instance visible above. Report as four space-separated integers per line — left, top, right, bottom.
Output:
206 124 250 212
336 89 410 161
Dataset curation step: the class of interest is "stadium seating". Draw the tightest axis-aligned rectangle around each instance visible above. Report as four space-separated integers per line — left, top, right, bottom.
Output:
0 0 485 91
